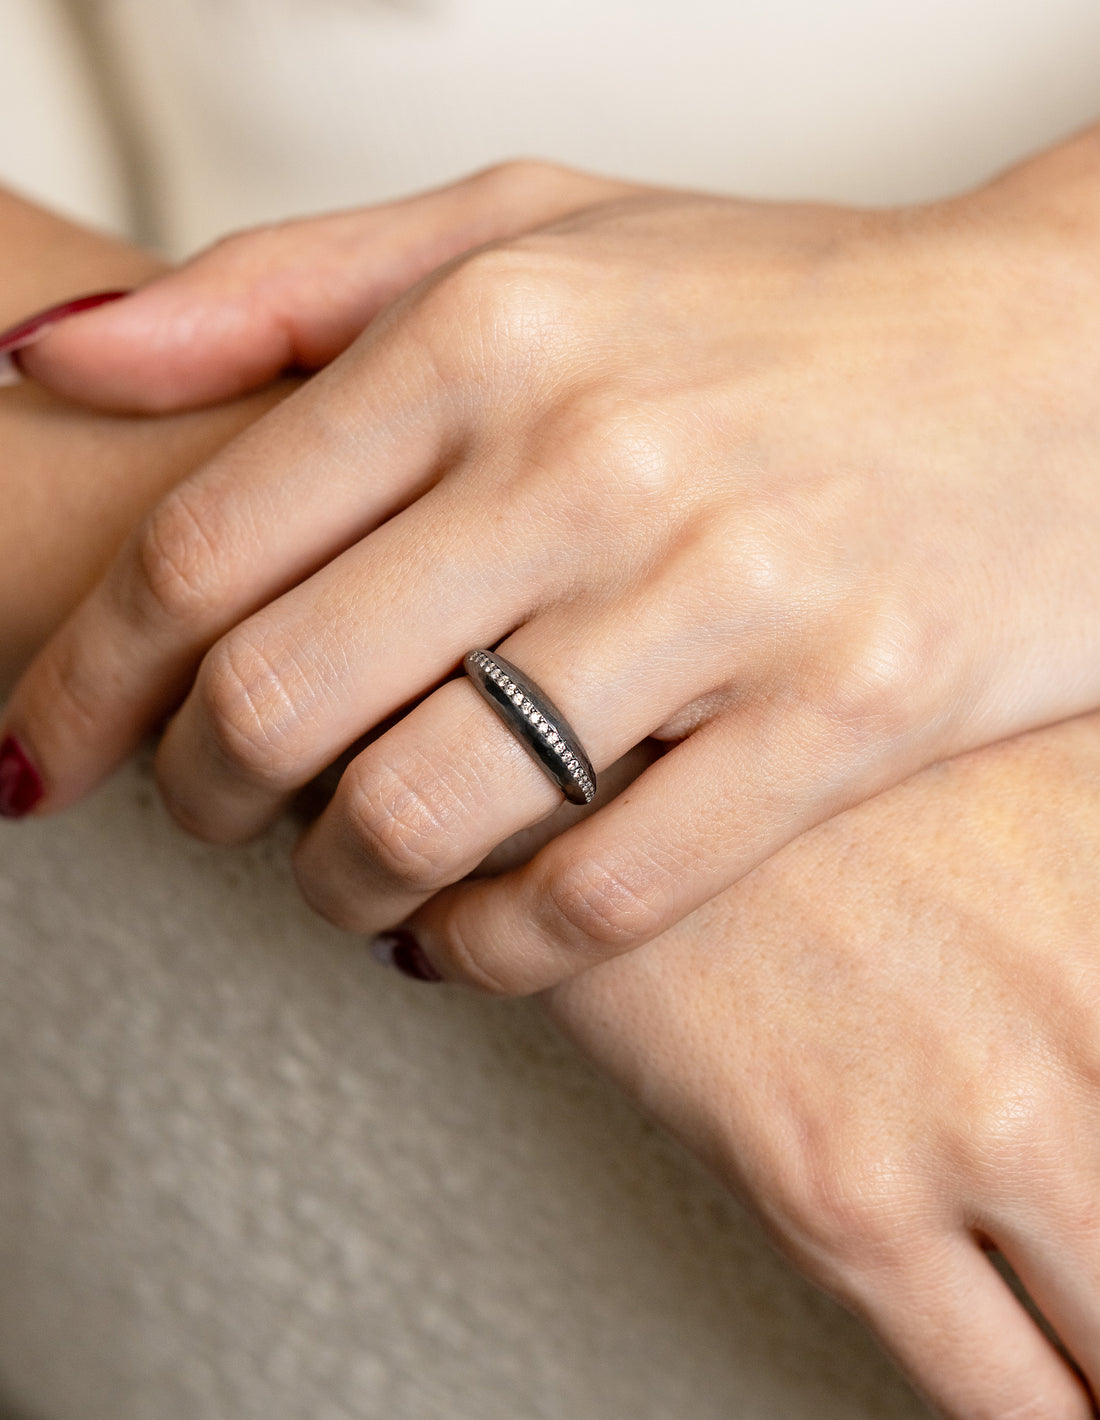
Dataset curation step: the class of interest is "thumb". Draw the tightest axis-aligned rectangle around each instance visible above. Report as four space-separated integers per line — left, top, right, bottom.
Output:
19 162 632 413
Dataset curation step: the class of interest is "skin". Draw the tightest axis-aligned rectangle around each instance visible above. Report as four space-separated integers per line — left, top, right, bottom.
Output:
7 129 1100 998
0 189 290 692
2 185 1100 1416
546 716 1100 1418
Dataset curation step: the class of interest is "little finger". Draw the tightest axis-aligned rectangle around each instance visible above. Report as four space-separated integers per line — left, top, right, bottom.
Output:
985 1206 1100 1404
848 1234 1093 1419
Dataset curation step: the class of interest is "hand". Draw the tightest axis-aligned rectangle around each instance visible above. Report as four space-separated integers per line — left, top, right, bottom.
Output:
0 187 296 695
8 133 1100 993
19 162 637 411
547 712 1100 1419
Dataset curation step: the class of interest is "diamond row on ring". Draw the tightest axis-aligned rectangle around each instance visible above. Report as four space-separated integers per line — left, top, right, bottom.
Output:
468 651 596 803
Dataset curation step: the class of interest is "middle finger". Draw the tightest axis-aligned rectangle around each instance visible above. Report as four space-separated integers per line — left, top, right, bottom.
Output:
286 594 710 935
152 469 565 841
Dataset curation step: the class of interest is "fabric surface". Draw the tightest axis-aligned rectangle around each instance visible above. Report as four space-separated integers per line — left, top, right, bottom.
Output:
2 2 1100 1416
0 760 927 1420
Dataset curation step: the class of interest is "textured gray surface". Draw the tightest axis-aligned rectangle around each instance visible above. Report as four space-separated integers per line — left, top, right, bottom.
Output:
0 760 930 1419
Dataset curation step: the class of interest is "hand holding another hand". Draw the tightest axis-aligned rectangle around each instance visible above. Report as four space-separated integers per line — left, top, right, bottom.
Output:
7 132 1100 992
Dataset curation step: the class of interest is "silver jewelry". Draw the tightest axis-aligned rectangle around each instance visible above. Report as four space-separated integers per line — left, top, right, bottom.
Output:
464 650 597 805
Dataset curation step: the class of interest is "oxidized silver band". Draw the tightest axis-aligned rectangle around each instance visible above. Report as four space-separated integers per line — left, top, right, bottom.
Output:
464 650 597 805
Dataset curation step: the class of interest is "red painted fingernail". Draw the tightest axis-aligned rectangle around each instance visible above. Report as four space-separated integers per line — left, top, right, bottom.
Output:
0 736 44 818
0 289 130 386
370 929 444 983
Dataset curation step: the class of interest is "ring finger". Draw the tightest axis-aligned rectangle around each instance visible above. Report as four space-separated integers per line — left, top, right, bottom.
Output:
151 465 731 847
287 595 716 938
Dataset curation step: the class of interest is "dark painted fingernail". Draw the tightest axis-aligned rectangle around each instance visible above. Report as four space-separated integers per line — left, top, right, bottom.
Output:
370 929 444 983
0 736 44 818
0 289 130 386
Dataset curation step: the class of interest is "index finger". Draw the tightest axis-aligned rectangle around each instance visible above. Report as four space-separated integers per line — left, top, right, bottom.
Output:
20 164 634 413
0 303 460 815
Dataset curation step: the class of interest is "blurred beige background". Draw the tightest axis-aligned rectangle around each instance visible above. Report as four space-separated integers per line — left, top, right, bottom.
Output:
1 2 1099 1417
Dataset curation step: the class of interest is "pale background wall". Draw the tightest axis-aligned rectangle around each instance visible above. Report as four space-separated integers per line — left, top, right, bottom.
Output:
0 0 128 231
1 2 1099 1417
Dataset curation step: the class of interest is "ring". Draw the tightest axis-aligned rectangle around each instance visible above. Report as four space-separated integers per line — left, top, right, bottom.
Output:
464 650 597 805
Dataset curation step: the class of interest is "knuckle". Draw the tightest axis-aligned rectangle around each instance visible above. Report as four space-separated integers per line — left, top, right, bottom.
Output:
784 1160 914 1264
195 632 305 783
543 856 665 956
699 507 803 622
556 396 683 510
506 395 688 567
199 221 293 280
25 629 112 749
344 753 468 893
423 243 567 374
820 603 936 743
948 1066 1061 1193
770 1154 932 1310
129 489 224 627
201 224 267 265
439 923 517 997
472 157 566 197
642 507 808 663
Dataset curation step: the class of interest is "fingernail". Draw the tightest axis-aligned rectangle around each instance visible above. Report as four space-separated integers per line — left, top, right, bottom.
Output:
0 736 44 818
370 929 444 983
0 289 130 387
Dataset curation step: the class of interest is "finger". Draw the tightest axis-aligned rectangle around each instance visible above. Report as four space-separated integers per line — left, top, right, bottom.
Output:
146 481 548 844
20 163 631 413
151 511 717 847
22 208 460 411
287 598 700 934
0 313 460 815
991 1210 1100 1402
399 694 928 994
843 1235 1093 1419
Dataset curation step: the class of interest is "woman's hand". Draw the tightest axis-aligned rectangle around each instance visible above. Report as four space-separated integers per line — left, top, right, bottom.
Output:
8 132 1100 992
18 162 638 411
548 712 1100 1419
0 187 296 696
